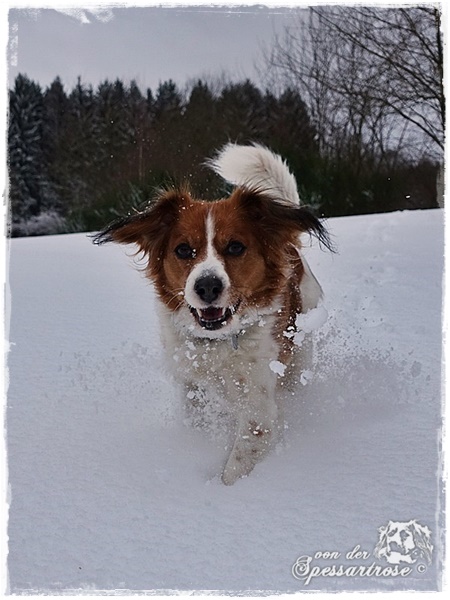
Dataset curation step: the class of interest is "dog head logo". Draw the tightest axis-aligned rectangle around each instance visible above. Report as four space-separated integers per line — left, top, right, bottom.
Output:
374 520 433 565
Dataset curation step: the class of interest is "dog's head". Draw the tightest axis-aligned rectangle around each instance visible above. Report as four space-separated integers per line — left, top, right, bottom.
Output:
374 520 433 565
93 186 331 338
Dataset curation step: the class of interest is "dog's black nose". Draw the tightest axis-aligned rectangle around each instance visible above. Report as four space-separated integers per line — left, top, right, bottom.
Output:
194 275 223 304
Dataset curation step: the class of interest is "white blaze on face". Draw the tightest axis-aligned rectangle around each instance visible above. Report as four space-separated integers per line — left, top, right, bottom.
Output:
184 210 230 309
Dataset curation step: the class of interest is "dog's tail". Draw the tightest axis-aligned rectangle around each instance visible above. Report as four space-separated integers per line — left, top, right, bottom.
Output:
207 143 301 206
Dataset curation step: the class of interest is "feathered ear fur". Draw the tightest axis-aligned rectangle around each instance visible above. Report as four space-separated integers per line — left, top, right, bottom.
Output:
374 525 389 559
91 189 187 255
411 522 433 565
233 188 335 252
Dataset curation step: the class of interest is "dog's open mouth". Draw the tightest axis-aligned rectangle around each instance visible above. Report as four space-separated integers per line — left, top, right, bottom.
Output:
190 301 240 331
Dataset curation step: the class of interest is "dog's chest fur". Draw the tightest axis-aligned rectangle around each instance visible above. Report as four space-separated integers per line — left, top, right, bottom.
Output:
159 302 281 389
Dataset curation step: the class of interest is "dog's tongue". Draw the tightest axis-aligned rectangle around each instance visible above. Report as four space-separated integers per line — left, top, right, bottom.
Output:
200 307 224 321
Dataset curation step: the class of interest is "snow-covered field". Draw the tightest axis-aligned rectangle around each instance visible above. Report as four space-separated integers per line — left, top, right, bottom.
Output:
6 208 444 593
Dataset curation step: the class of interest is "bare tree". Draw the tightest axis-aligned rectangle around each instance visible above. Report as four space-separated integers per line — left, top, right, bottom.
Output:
265 5 444 164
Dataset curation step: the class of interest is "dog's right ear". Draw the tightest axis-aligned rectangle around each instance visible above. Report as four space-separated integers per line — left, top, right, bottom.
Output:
91 189 186 256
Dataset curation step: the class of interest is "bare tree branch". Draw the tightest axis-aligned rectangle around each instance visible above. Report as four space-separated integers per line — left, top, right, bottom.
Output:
265 5 444 161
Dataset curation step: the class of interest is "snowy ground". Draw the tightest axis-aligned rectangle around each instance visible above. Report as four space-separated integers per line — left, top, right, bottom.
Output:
6 208 444 593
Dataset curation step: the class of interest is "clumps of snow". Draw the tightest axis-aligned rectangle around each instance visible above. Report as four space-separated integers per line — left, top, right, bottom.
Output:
292 330 306 346
270 360 287 377
300 369 314 386
296 306 329 334
184 383 232 438
283 306 329 348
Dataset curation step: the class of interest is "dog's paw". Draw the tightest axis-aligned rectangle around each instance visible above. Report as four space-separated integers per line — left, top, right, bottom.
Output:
222 454 252 486
221 429 272 485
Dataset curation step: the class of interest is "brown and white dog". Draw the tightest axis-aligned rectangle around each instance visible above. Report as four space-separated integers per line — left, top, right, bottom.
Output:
93 144 332 484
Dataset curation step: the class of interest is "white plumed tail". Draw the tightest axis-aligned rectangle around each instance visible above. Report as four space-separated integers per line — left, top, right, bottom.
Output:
208 143 301 206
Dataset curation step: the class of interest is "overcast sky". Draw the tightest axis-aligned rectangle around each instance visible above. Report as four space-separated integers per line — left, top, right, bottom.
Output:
7 4 303 94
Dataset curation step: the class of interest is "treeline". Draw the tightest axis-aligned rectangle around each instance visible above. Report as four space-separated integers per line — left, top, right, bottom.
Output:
8 73 440 237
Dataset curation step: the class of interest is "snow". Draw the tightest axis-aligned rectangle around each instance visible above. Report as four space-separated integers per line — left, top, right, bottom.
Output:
295 305 329 333
6 208 444 593
269 360 286 377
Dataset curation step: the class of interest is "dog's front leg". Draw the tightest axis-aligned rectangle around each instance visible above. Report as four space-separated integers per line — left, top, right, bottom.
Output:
222 370 278 485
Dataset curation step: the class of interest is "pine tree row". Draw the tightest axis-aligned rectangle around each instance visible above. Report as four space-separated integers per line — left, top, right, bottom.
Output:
8 74 439 237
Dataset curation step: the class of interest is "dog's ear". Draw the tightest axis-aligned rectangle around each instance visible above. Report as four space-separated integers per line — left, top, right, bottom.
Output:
233 188 335 252
91 189 186 256
411 522 433 565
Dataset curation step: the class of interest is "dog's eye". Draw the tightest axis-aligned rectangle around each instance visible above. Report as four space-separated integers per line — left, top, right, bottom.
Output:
175 243 195 259
225 241 246 256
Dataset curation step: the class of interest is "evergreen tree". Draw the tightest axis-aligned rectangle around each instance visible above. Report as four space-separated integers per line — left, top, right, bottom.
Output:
146 88 156 121
218 80 265 141
96 79 131 179
179 80 219 190
62 77 101 211
42 76 69 213
266 88 317 156
124 80 148 181
149 80 185 176
154 80 183 118
8 74 48 223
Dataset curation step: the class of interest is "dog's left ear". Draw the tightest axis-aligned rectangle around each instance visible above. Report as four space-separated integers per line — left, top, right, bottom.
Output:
235 189 335 252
